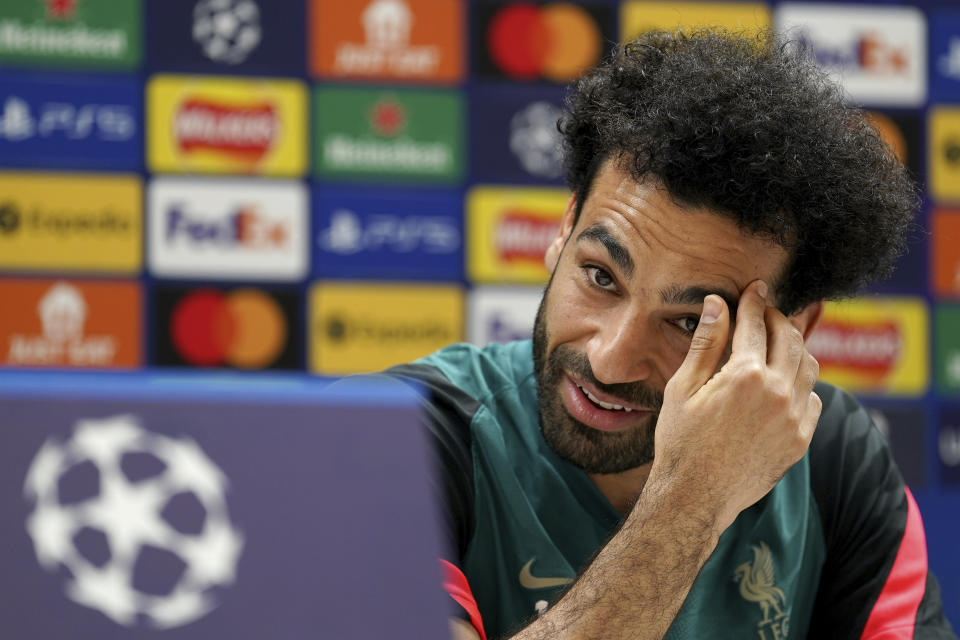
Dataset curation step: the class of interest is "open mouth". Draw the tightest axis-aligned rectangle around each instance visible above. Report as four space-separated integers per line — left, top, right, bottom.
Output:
576 383 634 412
561 374 651 432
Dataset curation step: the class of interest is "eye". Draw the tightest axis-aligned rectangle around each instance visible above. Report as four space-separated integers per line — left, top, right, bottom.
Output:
584 266 616 290
673 316 700 335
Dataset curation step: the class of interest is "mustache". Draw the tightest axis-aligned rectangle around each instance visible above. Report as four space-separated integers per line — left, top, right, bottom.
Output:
550 345 664 411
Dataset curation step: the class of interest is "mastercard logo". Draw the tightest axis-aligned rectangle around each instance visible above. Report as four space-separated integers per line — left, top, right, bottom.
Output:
486 3 602 82
169 288 287 368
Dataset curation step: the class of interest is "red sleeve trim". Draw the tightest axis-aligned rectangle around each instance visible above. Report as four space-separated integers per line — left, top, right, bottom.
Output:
439 559 487 640
860 487 928 639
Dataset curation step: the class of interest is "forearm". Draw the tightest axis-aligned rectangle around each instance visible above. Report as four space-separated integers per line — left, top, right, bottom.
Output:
509 474 723 640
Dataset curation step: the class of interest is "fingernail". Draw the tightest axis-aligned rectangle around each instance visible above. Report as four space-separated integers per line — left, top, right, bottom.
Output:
757 281 768 299
701 295 721 324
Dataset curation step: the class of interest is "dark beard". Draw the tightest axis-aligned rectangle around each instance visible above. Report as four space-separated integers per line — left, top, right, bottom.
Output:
531 287 664 474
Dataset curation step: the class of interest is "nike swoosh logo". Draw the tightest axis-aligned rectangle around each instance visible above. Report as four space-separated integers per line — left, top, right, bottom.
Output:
519 558 574 590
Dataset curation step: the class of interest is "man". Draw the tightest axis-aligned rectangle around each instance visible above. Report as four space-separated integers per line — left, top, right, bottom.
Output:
390 30 957 639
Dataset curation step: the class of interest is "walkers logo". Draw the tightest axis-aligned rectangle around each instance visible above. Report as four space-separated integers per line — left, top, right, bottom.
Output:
148 178 308 281
859 401 927 488
0 172 141 273
806 297 928 395
153 285 301 370
0 72 140 170
931 11 960 101
314 87 463 183
467 186 568 284
471 86 566 184
935 306 960 396
929 107 960 202
314 187 462 281
147 0 304 75
309 282 463 375
0 279 140 368
147 75 307 176
939 408 960 486
933 211 960 298
468 286 542 345
0 0 139 69
310 0 463 83
473 2 613 83
776 4 926 107
621 2 769 41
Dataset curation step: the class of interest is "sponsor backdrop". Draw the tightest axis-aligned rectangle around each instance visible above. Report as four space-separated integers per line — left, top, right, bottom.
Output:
1 0 959 628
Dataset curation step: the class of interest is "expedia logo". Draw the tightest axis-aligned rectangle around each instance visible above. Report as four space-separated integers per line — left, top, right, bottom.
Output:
3 206 131 236
175 98 278 162
165 205 288 248
324 315 454 344
0 201 21 233
944 138 960 165
806 320 901 377
496 212 559 263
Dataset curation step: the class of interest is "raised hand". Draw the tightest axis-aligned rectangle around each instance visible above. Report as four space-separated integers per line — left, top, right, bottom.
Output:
651 280 822 532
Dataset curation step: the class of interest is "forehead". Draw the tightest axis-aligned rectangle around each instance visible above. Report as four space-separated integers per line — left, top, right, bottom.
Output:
573 162 789 300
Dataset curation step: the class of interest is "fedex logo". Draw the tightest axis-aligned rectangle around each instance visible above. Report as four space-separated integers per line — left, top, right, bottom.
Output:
797 31 910 76
165 205 288 249
776 4 926 107
148 178 307 282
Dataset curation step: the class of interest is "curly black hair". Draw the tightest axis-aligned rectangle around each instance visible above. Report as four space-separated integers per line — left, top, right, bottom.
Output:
559 29 919 315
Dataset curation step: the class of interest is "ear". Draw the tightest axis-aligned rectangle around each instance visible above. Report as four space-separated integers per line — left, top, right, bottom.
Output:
789 300 825 341
544 194 578 273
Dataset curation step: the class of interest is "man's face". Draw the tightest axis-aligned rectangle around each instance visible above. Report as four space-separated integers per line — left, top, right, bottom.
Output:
533 161 790 474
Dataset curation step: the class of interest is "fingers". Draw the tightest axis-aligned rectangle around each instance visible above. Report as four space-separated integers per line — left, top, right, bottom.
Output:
765 306 805 375
672 294 731 394
793 350 819 408
731 280 769 362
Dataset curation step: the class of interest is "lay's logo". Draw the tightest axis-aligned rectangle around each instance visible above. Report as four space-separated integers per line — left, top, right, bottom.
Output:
175 97 278 163
148 75 307 176
807 297 927 396
496 212 559 263
807 320 901 378
467 186 568 284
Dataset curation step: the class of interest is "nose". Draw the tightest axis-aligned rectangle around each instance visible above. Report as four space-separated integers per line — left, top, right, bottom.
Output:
585 310 657 385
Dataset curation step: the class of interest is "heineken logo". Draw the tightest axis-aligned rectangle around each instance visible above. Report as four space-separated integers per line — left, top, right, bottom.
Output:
175 98 278 163
314 87 462 182
0 0 139 67
371 99 405 137
45 0 77 20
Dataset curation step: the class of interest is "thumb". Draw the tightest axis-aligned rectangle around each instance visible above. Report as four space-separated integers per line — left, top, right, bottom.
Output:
673 294 731 395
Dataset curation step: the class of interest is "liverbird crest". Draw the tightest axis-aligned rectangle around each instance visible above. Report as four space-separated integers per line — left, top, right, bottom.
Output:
733 541 787 624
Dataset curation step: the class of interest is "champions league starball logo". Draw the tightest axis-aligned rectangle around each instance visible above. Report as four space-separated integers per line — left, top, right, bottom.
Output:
193 0 262 65
23 415 244 629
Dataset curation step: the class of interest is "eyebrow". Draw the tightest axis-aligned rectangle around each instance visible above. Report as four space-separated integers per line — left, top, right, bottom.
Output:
575 224 635 276
660 284 740 318
575 223 741 316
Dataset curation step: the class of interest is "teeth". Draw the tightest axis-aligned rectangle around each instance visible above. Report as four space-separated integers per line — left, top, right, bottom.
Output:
578 385 632 412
